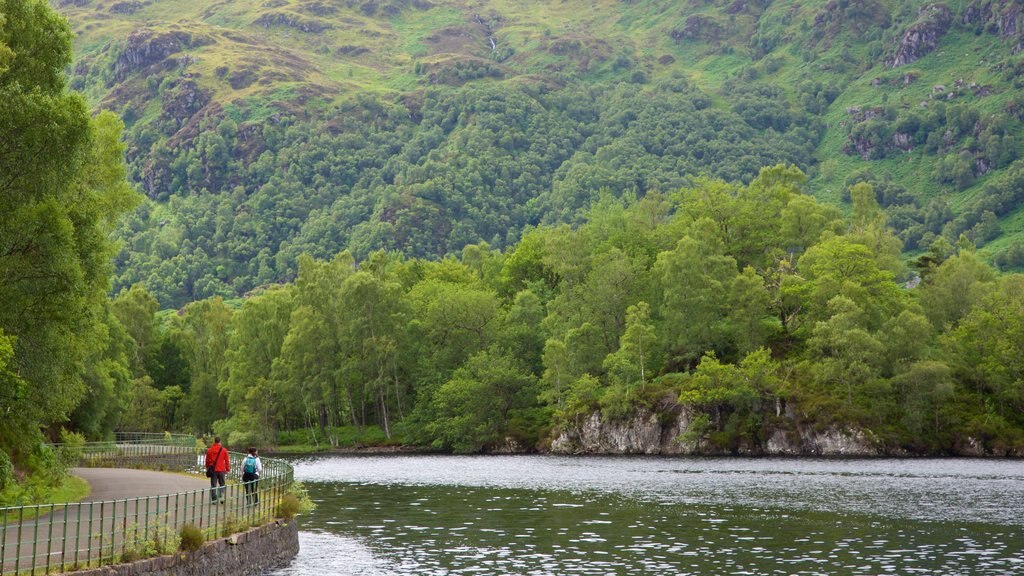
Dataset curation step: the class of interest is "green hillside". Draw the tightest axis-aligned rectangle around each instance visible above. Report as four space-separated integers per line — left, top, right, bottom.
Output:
53 0 1024 306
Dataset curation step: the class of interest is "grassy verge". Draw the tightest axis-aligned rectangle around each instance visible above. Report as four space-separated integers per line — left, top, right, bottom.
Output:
0 475 91 520
271 425 410 454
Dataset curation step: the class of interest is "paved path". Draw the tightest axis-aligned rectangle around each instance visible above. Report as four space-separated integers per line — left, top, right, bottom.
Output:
2 468 212 573
74 468 210 502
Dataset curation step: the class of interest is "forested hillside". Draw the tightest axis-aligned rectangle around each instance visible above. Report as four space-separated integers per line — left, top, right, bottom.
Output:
51 0 1024 307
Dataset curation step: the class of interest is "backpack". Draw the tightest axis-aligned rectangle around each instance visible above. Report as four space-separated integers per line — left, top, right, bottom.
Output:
243 455 257 475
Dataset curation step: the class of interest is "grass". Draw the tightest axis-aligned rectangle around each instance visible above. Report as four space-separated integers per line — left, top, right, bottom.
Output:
49 475 91 505
0 476 91 520
273 424 404 453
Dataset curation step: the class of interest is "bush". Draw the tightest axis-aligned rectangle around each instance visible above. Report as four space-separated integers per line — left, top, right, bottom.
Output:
179 524 204 552
57 429 86 470
276 494 301 520
120 520 180 562
0 449 12 492
221 514 247 537
276 481 316 520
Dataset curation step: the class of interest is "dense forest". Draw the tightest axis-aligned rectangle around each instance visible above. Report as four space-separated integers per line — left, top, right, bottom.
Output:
110 165 1024 456
4 0 1024 505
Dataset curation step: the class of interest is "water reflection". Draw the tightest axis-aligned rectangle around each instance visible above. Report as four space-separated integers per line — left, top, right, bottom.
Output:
269 456 1024 575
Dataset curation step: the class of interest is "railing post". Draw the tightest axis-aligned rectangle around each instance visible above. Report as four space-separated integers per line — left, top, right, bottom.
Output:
122 497 129 563
30 504 41 574
0 506 6 574
45 502 56 573
74 501 81 569
14 506 23 575
98 501 105 566
87 501 94 568
60 502 69 572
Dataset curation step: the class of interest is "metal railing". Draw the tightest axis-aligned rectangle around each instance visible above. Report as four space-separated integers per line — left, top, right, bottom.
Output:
0 436 294 575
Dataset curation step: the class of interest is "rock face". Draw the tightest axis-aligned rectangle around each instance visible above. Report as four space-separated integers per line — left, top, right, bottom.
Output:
161 79 211 125
550 409 697 455
254 12 332 33
112 29 211 83
963 0 1024 51
549 409 880 456
886 4 952 68
963 0 1024 37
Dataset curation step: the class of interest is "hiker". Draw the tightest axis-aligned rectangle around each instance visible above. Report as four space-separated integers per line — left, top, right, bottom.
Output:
242 447 263 505
205 436 230 503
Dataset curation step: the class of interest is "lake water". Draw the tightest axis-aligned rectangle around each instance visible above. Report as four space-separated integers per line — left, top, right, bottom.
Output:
269 455 1024 575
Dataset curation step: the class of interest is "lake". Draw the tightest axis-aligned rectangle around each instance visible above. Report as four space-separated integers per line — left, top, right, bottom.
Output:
269 455 1024 575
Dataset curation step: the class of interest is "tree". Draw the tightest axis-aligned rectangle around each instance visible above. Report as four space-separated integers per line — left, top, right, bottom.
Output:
425 349 538 453
789 235 906 330
654 227 738 366
728 267 774 356
219 286 294 446
947 275 1024 426
603 302 658 392
180 298 233 433
0 0 137 468
917 249 996 330
112 284 160 377
889 361 954 446
804 296 885 414
679 349 779 452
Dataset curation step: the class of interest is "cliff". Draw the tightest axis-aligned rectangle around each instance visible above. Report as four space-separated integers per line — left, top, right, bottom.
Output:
550 409 881 456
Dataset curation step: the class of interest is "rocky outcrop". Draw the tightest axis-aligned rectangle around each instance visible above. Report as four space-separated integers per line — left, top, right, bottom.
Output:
109 0 148 14
886 4 952 68
963 0 1023 37
671 14 726 44
161 79 210 125
550 409 696 455
255 11 332 33
112 29 212 83
962 0 1024 52
550 409 880 456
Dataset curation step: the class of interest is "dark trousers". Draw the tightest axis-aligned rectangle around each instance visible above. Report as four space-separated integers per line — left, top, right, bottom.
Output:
242 472 259 504
210 471 226 502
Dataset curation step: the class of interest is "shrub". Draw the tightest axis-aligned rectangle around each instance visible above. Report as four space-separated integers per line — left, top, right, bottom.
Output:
180 524 204 552
0 449 12 492
120 520 180 562
221 514 247 537
276 494 301 520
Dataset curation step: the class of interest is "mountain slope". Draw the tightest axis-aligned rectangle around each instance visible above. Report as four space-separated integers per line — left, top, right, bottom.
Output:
53 0 1024 306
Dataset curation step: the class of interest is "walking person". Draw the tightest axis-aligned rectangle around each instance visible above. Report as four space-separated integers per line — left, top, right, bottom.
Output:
205 436 230 503
241 447 263 505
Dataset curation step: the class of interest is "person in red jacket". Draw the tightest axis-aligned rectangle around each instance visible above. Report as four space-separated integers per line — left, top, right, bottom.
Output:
205 436 230 503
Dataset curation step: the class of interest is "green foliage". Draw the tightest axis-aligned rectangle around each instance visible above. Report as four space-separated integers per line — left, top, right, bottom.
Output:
101 165 1024 455
276 495 301 520
179 524 205 552
120 519 181 562
0 0 138 482
0 449 12 492
424 349 539 453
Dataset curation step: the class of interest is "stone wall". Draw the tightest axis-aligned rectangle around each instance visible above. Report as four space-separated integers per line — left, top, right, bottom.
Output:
62 520 299 576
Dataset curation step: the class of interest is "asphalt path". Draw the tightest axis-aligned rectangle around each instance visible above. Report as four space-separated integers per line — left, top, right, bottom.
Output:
75 467 210 502
2 468 212 573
